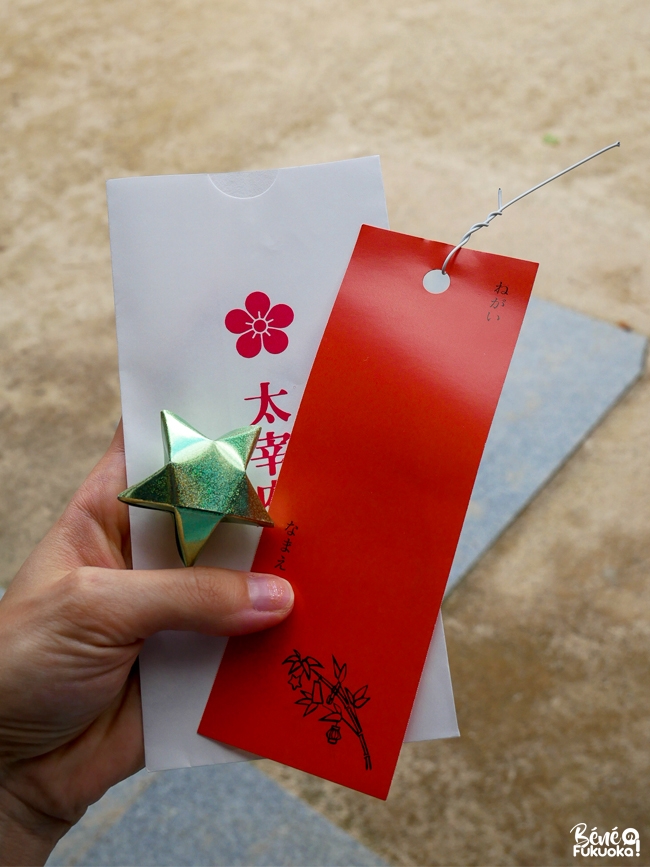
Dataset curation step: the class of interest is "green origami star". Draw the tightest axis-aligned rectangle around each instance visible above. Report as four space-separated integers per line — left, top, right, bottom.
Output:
118 411 273 566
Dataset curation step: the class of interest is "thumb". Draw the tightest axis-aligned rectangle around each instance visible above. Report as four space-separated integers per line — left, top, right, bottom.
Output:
61 565 294 645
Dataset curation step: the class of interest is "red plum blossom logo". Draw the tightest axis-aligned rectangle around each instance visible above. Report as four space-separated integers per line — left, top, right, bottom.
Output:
225 292 294 358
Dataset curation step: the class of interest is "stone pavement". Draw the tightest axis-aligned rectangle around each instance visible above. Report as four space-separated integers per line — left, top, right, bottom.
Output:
46 299 645 866
448 296 647 591
47 764 386 867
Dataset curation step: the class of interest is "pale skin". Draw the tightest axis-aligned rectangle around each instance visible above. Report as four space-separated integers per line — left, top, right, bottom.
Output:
0 423 294 866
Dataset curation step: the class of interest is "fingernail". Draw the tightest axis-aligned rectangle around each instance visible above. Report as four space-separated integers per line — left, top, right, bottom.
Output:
247 573 294 612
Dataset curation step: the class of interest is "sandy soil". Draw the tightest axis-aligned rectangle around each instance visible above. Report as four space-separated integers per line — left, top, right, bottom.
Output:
1 1 649 864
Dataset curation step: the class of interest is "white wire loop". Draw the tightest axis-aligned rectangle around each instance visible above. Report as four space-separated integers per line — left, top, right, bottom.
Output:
440 141 621 275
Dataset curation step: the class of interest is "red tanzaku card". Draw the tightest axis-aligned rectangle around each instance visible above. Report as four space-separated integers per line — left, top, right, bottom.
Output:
199 225 538 798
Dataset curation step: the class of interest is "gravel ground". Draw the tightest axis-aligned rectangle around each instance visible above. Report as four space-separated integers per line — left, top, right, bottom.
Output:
1 1 649 864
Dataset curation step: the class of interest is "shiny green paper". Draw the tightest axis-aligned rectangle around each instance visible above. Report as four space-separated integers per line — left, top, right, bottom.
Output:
118 411 273 566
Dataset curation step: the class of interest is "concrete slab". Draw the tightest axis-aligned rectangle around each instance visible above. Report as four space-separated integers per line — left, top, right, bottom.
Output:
47 764 386 867
448 296 646 591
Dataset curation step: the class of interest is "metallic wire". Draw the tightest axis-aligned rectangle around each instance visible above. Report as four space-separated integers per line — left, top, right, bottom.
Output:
441 141 621 275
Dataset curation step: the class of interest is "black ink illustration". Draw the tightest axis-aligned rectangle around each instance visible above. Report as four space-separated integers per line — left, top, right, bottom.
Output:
282 650 372 770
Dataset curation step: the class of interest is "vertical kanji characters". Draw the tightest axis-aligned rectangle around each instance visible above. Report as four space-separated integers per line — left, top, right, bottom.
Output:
246 382 292 509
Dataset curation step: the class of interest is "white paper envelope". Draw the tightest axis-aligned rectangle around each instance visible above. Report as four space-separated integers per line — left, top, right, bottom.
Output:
107 157 459 771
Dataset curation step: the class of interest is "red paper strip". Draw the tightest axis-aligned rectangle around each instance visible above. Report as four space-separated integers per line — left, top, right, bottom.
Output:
199 225 538 798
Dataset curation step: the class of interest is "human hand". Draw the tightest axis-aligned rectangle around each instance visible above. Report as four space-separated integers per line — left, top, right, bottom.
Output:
0 422 293 866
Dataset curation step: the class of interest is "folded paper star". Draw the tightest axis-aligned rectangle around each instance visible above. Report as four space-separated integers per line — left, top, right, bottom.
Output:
118 411 273 566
